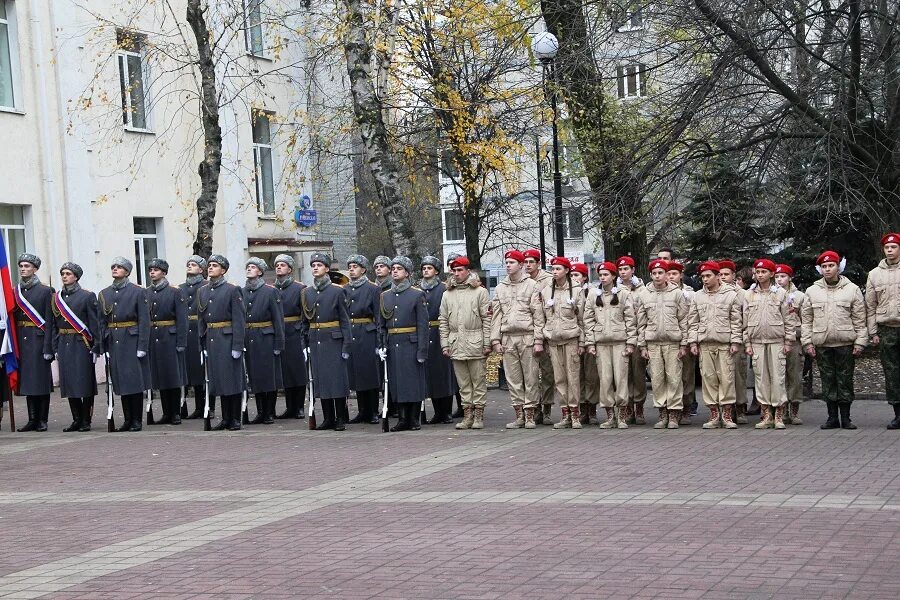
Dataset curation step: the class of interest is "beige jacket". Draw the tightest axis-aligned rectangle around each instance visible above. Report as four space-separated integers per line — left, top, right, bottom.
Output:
583 285 637 346
490 273 545 344
742 284 795 345
687 284 743 346
800 276 868 348
531 269 554 292
784 283 807 341
636 282 689 346
439 273 491 360
865 259 900 335
539 281 585 345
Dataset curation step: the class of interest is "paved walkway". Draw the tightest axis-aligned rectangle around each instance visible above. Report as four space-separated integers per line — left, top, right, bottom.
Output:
1 391 899 599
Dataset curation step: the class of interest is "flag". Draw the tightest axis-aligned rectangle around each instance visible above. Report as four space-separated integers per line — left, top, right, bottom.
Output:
0 236 19 393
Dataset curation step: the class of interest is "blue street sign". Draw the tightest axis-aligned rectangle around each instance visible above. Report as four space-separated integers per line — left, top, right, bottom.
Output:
294 209 317 227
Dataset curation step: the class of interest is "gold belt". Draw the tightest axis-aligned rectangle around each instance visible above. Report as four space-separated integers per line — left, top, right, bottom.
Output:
152 320 175 327
429 320 440 327
310 321 339 329
284 316 302 323
207 321 232 329
188 315 199 321
108 321 137 328
351 317 374 324
16 321 37 328
58 328 78 334
389 326 417 334
246 321 273 329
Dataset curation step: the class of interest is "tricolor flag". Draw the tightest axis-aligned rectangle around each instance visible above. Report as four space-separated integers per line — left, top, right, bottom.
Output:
0 236 19 393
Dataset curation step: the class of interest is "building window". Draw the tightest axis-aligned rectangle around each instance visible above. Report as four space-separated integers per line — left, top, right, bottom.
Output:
0 205 27 284
117 29 149 130
133 217 159 286
252 110 276 215
0 0 20 110
244 0 265 57
443 209 464 242
554 207 583 240
438 148 459 181
616 5 644 32
617 63 647 99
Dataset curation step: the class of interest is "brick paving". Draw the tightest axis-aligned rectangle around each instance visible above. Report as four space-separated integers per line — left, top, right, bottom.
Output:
0 390 899 599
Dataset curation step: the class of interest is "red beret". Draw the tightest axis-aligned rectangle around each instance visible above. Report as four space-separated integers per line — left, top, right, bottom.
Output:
550 256 571 270
718 259 737 271
616 256 635 268
697 260 720 274
753 258 776 272
648 259 669 272
882 233 900 246
522 249 541 261
449 257 470 269
816 250 840 266
596 261 617 274
504 250 525 263
572 263 589 277
774 263 793 276
666 260 684 273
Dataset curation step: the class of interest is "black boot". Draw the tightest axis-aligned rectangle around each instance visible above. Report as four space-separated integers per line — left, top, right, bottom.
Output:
129 396 143 431
316 398 336 430
820 400 840 429
187 386 204 419
36 396 50 431
227 395 243 430
79 398 94 432
276 393 293 419
155 392 172 425
263 393 276 424
367 392 381 424
348 395 366 424
334 398 346 431
170 393 182 425
839 403 857 430
440 397 454 424
888 404 900 430
427 398 443 425
410 403 421 431
295 387 306 419
451 392 464 418
117 394 133 432
213 396 229 430
390 403 410 432
249 395 266 424
17 397 37 432
63 398 82 432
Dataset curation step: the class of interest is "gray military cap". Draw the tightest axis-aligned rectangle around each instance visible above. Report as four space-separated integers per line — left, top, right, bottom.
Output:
111 256 133 274
391 256 413 274
187 255 208 269
148 258 169 273
446 252 462 265
421 256 441 272
274 254 294 270
60 262 83 280
17 253 41 269
208 254 230 271
246 257 268 273
310 252 331 267
346 254 370 270
373 255 391 268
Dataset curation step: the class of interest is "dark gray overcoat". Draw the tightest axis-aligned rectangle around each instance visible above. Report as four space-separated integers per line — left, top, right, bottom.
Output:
146 281 188 390
345 280 381 392
301 282 351 399
51 285 100 398
99 282 151 396
198 279 246 397
379 285 428 404
179 278 206 386
276 279 307 389
13 282 55 395
243 283 284 394
421 281 456 399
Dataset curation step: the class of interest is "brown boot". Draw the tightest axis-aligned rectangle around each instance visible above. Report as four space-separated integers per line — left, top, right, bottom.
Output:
789 401 802 425
524 407 536 429
455 405 474 430
599 407 615 429
505 405 524 429
534 406 544 425
721 404 738 429
623 402 635 424
702 404 721 429
667 409 681 429
755 405 774 429
634 401 646 425
542 404 554 426
735 403 748 424
615 407 628 429
773 404 786 429
588 404 599 425
570 406 583 429
553 407 571 429
653 407 668 429
679 408 692 426
579 403 590 425
472 407 485 429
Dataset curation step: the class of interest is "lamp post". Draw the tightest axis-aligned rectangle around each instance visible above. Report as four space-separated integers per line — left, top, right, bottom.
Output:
531 31 565 258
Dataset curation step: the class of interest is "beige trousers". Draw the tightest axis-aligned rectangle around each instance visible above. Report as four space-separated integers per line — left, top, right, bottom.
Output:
682 353 696 408
548 340 581 409
581 353 599 405
595 343 629 408
629 352 648 403
734 352 748 405
501 334 539 409
750 342 787 407
453 358 487 407
699 344 736 406
648 343 683 410
538 352 555 406
785 343 803 403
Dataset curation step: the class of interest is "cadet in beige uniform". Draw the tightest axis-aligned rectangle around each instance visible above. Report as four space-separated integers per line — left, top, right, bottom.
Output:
718 260 748 422
866 233 900 429
584 261 637 428
637 259 689 428
744 259 796 429
668 260 696 424
571 263 599 424
617 256 647 424
491 250 546 429
774 264 807 425
688 261 743 429
523 248 555 425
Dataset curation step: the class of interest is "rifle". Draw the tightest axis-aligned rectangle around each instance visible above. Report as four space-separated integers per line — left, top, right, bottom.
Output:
105 352 115 432
241 349 250 425
306 348 316 430
202 350 211 431
381 355 389 433
145 389 155 425
180 385 188 418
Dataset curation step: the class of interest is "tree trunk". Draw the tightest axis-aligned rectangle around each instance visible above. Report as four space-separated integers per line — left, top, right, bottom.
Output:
186 0 222 259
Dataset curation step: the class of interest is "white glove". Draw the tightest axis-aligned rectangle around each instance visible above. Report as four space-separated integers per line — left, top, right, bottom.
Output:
303 347 309 360
176 346 185 353
91 353 97 364
417 358 426 364
274 350 281 356
341 352 350 360
376 348 387 361
43 354 54 361
0 320 6 330
231 350 242 359
136 350 147 358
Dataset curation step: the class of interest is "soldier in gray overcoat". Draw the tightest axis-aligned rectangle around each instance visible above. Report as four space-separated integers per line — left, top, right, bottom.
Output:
243 257 285 425
373 256 392 292
12 253 55 432
198 255 246 431
301 252 352 431
145 259 188 425
180 256 207 419
273 254 307 420
346 254 382 424
99 257 151 432
51 263 101 431
378 256 429 432
420 256 456 424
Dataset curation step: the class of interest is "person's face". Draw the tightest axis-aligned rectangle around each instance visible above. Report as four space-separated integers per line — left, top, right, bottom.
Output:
667 270 683 286
391 264 408 281
820 261 839 280
275 262 292 277
551 264 568 281
208 263 225 278
505 258 522 276
246 264 263 279
774 273 790 288
719 268 734 283
60 270 77 286
422 265 437 279
524 257 539 275
18 262 36 279
111 265 128 279
186 261 203 276
650 268 667 285
599 270 614 287
374 264 390 278
570 272 585 286
884 243 899 262
311 262 329 278
754 268 772 285
701 271 719 290
657 250 672 261
348 264 366 279
452 266 470 284
618 265 633 280
148 267 165 282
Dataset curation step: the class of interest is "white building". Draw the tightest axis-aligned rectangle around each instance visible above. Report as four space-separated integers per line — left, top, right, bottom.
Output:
0 0 356 291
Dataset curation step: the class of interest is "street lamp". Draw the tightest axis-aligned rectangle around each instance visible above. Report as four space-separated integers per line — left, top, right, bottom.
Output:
531 31 565 258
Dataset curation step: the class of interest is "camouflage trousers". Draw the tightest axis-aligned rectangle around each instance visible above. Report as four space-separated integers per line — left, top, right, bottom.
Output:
816 345 855 404
879 325 900 405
